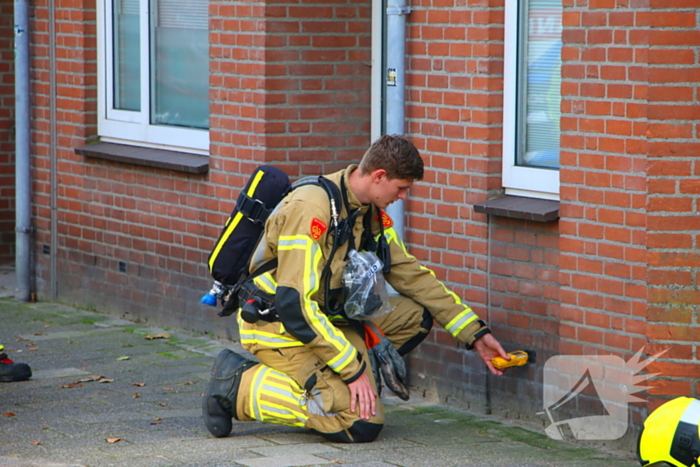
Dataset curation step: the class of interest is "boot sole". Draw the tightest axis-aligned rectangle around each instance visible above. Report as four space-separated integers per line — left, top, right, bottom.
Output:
0 370 31 382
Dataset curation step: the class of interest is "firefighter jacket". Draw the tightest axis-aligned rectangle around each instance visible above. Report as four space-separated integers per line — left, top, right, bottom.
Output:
238 165 488 384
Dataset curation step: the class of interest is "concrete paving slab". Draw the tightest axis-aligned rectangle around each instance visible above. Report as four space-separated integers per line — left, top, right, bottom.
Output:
30 368 92 379
236 453 335 467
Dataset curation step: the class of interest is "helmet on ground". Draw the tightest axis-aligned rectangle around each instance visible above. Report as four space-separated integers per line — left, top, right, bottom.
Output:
638 397 700 467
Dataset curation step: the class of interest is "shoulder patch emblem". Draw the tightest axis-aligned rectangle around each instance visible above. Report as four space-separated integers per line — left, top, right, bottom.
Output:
310 218 327 240
377 210 393 228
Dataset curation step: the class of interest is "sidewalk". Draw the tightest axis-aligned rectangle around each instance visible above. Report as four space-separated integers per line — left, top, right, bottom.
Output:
1 299 636 467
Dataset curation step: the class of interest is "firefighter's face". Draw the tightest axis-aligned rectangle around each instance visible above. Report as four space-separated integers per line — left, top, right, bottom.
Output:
370 170 414 209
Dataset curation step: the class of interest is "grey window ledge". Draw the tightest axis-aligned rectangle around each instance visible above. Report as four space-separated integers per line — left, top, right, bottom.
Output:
75 142 209 174
473 195 559 222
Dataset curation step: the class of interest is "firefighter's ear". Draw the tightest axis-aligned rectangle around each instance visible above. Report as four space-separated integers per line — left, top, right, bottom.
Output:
371 169 387 183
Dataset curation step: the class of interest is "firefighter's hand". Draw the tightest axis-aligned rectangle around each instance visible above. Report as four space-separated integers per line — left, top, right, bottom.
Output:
348 372 377 420
473 333 509 376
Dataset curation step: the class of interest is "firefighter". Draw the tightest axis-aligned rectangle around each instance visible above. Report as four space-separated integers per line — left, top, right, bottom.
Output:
203 135 509 443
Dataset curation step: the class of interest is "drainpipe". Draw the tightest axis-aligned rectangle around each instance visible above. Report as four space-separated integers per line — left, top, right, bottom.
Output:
49 0 58 300
384 0 411 240
14 0 31 302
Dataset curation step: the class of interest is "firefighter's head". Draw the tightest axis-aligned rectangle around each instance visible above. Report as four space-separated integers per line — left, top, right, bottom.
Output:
358 135 423 208
359 135 424 182
638 397 700 467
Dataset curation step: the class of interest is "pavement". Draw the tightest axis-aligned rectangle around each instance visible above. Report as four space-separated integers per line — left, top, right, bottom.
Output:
0 295 638 467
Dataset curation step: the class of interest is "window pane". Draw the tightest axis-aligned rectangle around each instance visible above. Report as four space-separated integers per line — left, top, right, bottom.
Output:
113 0 141 111
151 0 209 129
517 0 562 169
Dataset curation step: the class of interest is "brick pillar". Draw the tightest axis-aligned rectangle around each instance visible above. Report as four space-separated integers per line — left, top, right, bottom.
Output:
645 4 700 410
559 0 650 431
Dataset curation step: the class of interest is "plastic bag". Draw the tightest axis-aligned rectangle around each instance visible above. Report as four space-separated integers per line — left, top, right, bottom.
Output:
342 250 395 320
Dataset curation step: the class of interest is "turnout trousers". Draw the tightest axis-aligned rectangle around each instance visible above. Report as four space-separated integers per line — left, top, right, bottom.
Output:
233 295 433 443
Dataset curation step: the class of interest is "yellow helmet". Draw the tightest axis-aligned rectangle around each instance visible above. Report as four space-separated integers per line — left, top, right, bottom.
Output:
638 397 700 467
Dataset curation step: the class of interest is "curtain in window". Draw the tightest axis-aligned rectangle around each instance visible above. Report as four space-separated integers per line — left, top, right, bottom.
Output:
151 0 209 129
113 0 140 111
518 0 562 169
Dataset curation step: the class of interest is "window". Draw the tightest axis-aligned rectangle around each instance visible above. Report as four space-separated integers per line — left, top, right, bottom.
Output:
98 0 210 152
503 0 562 198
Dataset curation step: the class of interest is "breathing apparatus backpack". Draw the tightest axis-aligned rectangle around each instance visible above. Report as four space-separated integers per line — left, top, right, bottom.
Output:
201 165 350 317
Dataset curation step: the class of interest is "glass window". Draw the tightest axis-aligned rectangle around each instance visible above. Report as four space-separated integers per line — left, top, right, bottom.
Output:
503 0 562 198
99 0 210 151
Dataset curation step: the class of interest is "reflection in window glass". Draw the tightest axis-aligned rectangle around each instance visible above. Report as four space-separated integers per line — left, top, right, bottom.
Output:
517 0 562 169
150 0 209 129
113 0 140 111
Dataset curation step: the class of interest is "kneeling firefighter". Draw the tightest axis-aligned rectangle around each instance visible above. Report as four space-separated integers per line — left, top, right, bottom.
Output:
202 135 509 443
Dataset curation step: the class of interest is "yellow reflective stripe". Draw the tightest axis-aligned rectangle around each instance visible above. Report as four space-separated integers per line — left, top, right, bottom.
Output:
279 234 353 369
249 365 267 421
264 382 303 407
237 313 304 348
386 227 478 338
208 169 266 272
326 341 357 372
446 309 478 337
254 367 307 426
253 272 277 294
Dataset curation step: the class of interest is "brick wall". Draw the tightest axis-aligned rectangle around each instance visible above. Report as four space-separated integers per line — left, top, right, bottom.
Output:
0 3 15 263
24 0 700 448
28 0 372 339
645 3 700 410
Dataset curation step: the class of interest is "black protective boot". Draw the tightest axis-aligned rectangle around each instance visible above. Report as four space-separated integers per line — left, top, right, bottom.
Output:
202 348 256 438
0 346 32 382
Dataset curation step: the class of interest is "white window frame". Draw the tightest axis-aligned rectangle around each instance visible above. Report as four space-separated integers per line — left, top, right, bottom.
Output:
502 0 560 200
97 0 210 153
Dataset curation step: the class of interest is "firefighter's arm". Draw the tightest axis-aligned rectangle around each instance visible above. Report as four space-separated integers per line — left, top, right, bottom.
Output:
379 218 496 347
271 200 365 383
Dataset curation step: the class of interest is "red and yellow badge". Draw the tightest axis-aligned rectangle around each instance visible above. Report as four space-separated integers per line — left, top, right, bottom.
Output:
310 218 327 240
377 210 393 228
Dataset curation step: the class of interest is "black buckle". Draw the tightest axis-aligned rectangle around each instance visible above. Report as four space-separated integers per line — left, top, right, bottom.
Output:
237 194 271 224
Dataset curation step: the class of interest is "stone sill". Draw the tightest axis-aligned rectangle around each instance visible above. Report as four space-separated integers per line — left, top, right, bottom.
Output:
75 142 209 174
473 195 559 222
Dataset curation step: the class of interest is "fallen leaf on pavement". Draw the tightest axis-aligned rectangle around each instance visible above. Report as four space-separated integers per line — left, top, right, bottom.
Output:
145 333 170 340
34 333 45 336
59 382 84 389
133 393 140 398
2 413 15 417
42 426 49 429
105 438 121 444
28 347 39 351
32 441 40 445
133 382 146 387
154 417 163 421
158 403 168 407
150 421 163 425
176 381 196 386
163 387 174 391
78 376 113 384
116 356 130 361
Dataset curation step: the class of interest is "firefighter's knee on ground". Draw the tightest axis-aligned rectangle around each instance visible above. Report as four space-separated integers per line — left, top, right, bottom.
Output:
320 419 383 443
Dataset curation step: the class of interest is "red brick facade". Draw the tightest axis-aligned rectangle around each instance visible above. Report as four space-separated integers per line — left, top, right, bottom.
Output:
0 3 15 263
3 0 698 448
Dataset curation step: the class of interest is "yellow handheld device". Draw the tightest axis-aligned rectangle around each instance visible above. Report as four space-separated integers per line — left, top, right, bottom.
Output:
491 350 529 370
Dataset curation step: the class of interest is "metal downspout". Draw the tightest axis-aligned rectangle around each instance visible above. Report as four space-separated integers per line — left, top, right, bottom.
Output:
384 0 410 240
49 0 58 300
14 0 31 302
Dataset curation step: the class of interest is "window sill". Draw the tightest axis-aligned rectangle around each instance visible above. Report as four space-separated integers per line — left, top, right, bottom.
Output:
75 142 209 174
473 195 559 222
